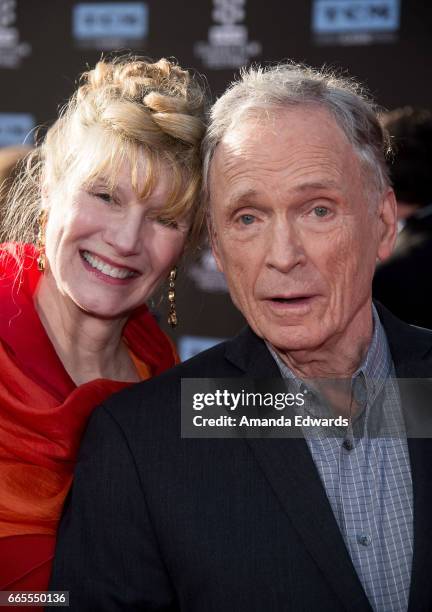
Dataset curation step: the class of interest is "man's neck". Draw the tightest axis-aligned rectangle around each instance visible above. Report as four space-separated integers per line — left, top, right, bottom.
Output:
271 305 374 380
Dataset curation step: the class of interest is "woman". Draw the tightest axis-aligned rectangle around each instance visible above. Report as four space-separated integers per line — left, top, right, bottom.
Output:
0 56 206 596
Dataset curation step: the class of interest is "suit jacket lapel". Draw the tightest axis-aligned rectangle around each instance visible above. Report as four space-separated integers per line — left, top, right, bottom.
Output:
225 328 372 612
247 437 373 611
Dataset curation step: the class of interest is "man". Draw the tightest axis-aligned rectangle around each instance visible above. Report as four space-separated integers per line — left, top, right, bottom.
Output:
373 107 432 329
50 64 432 611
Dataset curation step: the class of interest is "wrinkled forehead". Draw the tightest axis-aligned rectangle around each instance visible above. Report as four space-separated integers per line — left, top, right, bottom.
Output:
208 106 361 204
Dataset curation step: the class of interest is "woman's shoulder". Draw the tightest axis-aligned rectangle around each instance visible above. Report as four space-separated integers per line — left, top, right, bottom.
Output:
124 307 178 378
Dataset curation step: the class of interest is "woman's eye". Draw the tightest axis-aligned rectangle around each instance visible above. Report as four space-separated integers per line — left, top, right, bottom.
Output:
239 214 256 225
156 217 179 230
313 206 329 218
94 192 113 204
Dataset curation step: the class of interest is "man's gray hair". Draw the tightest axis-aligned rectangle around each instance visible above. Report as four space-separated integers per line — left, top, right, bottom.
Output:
202 62 391 206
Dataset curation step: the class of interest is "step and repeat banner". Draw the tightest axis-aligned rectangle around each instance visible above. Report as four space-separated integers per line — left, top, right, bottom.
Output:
1 0 431 358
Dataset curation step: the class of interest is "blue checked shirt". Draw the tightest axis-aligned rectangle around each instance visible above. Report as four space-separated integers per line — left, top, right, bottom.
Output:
269 306 413 612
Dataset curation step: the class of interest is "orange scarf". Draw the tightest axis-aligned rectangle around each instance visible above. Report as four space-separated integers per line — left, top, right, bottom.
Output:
0 244 177 589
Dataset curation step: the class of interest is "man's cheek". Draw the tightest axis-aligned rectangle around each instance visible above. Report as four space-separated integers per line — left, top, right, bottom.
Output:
225 265 250 306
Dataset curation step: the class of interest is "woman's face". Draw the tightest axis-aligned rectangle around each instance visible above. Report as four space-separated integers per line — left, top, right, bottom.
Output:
43 159 188 319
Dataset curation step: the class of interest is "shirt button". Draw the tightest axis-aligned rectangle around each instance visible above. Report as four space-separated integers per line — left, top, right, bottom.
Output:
342 438 353 451
357 534 371 547
299 383 310 397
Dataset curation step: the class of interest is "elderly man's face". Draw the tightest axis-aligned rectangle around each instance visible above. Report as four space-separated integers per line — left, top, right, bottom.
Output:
210 107 396 354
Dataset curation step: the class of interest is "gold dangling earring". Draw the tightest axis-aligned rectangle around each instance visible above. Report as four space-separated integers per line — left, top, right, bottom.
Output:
167 267 178 327
36 210 47 272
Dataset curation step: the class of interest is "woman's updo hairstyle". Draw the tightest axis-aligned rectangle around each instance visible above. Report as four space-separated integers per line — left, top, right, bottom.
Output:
2 56 207 249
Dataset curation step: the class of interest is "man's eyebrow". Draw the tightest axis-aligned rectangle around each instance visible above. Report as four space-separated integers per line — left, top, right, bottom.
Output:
226 181 340 205
227 189 260 206
292 180 341 192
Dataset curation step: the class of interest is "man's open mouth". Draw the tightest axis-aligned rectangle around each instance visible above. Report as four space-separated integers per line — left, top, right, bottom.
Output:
270 296 313 303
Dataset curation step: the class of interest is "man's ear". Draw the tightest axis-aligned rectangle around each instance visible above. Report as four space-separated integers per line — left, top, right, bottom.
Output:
207 212 224 273
377 188 398 262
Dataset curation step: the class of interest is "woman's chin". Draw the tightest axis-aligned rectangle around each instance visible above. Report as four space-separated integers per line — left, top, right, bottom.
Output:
73 297 133 321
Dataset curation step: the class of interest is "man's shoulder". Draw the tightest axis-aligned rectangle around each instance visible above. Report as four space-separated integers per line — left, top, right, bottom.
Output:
378 302 432 345
376 302 432 374
148 331 248 384
405 322 432 342
101 330 252 426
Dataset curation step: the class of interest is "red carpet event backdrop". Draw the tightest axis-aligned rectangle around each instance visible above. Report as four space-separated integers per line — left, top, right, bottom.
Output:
1 0 431 356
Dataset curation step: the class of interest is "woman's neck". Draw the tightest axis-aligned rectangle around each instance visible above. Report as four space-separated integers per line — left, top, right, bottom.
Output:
34 272 140 386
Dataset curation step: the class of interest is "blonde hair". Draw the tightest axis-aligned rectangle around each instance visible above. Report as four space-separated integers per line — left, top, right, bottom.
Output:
2 56 207 252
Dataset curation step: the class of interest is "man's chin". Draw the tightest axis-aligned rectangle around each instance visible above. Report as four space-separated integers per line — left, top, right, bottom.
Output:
253 322 324 354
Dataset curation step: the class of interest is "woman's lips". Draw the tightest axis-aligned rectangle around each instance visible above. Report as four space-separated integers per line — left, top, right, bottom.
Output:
80 250 140 274
80 250 141 286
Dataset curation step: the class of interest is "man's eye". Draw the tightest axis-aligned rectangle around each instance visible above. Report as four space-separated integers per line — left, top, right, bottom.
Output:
239 214 255 225
313 206 329 218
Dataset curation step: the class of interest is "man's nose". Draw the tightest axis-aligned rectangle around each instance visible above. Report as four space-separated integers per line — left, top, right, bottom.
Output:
265 220 306 273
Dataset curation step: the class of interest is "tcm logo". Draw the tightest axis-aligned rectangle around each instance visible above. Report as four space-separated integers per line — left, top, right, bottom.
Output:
313 0 400 33
194 0 261 69
0 113 34 146
0 0 31 68
73 3 148 40
0 0 16 28
209 0 247 46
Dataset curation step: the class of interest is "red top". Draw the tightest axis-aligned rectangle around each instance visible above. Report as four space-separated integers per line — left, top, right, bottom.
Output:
0 244 177 603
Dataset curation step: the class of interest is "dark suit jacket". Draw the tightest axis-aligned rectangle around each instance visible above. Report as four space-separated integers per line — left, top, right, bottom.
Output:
50 304 432 611
373 209 432 330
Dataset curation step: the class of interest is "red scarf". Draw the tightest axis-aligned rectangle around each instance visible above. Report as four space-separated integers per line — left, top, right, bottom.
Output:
0 244 177 592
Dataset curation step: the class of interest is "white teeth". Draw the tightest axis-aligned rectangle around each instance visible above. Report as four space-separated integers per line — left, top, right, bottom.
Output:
81 251 136 279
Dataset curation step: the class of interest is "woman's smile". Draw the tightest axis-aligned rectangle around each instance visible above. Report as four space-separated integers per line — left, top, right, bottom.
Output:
80 250 140 283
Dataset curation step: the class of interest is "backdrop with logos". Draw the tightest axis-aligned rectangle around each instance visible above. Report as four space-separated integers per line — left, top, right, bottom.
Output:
1 0 431 357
